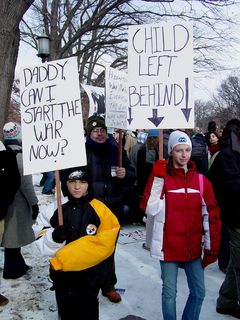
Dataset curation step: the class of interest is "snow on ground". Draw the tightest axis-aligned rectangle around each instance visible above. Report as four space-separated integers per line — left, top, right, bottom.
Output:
0 175 232 320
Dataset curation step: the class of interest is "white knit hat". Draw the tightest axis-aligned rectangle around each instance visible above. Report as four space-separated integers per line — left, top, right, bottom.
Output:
168 130 192 155
3 122 22 141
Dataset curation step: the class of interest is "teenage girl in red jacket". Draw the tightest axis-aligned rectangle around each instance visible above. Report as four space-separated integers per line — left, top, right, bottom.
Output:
140 130 221 320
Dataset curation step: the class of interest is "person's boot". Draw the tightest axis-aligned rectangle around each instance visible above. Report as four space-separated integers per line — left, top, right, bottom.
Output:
142 243 150 251
216 306 240 319
0 294 9 306
3 264 31 279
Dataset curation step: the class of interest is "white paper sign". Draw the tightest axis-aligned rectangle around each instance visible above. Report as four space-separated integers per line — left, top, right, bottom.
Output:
81 84 105 117
128 21 194 129
20 57 86 175
105 67 128 129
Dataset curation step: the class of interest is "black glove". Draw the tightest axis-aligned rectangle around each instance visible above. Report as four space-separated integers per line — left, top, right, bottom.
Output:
32 204 39 220
52 225 70 243
0 203 8 221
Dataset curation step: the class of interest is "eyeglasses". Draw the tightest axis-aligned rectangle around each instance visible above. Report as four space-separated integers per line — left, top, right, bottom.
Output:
91 128 107 134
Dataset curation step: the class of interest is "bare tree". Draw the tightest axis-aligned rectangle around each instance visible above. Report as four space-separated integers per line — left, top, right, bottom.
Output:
20 0 240 87
194 71 240 131
0 0 34 139
217 74 240 119
194 99 216 131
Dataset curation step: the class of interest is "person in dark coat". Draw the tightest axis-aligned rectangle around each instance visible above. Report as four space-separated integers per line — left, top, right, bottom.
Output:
85 115 135 303
205 129 229 272
0 141 20 220
208 118 240 318
33 166 120 320
124 130 147 225
0 140 21 306
1 122 39 279
190 130 208 175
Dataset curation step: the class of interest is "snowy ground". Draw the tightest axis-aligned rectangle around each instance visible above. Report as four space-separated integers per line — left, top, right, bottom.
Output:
0 175 232 320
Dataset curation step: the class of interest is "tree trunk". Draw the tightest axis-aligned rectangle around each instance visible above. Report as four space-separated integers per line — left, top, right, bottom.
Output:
0 0 34 140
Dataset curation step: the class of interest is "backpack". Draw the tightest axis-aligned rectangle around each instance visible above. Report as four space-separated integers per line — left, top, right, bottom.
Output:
0 145 21 220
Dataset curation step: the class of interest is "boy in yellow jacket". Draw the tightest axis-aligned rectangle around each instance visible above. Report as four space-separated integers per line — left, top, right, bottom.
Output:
33 166 120 320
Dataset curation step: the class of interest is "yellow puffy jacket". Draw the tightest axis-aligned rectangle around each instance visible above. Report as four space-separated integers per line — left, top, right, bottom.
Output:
50 199 120 272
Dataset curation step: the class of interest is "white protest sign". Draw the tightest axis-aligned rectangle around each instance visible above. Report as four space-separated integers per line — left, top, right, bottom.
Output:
20 56 86 175
105 66 128 129
128 21 194 129
81 84 105 117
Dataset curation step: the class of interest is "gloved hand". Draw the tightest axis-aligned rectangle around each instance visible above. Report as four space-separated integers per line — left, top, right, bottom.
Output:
0 204 8 221
202 250 218 268
52 225 70 243
152 160 168 177
32 204 39 220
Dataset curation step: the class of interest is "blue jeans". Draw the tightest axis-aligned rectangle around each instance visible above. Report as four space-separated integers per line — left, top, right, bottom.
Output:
160 259 205 320
42 171 55 194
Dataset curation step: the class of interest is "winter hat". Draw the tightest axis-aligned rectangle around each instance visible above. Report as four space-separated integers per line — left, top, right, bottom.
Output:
207 121 217 132
3 122 22 141
86 115 107 135
63 166 89 183
147 129 159 138
226 118 240 129
168 130 192 155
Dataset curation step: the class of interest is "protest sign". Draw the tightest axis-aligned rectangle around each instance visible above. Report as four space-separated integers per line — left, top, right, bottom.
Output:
81 84 105 117
128 21 194 129
105 66 128 129
20 56 86 175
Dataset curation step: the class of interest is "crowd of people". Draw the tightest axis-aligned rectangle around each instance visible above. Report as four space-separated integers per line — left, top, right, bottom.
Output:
0 116 240 320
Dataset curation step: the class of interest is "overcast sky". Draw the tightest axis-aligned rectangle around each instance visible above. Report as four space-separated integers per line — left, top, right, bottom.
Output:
16 1 240 102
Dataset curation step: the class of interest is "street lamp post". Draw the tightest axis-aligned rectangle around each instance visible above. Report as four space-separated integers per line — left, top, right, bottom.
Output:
36 32 63 223
36 32 50 63
36 32 63 224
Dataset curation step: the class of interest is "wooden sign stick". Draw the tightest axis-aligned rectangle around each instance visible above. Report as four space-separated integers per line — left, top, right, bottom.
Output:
159 129 163 160
118 129 123 167
55 170 63 226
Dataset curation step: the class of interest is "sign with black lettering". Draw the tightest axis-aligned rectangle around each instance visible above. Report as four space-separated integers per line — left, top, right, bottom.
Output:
81 84 105 117
105 67 128 129
20 57 86 175
128 21 193 129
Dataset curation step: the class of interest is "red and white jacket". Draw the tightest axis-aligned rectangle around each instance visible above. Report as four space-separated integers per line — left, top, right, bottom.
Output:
140 161 221 262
